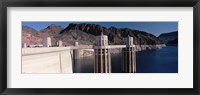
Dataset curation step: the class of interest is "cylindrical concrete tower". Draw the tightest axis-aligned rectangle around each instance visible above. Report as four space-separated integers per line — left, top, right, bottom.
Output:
43 37 52 47
96 32 108 46
94 32 111 73
47 37 51 47
58 40 62 47
23 43 27 48
122 35 136 73
73 41 81 59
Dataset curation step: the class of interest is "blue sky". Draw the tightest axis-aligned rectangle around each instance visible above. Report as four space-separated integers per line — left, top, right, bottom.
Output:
22 22 178 36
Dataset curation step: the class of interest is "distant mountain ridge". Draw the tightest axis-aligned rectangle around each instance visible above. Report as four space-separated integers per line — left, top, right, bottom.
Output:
167 38 178 45
22 23 173 50
158 31 178 45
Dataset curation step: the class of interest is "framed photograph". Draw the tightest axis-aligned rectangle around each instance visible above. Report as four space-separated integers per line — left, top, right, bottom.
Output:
0 0 199 95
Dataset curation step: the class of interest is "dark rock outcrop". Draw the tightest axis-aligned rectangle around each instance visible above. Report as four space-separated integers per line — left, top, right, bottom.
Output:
61 23 163 45
158 31 178 45
167 38 178 45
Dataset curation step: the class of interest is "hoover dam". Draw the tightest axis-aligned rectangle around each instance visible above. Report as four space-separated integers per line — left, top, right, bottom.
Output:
22 33 165 73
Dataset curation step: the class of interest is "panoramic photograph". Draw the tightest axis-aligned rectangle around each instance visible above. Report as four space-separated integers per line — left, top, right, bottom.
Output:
21 22 178 73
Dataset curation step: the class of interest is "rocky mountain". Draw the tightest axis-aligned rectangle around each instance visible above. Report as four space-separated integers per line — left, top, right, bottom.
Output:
167 38 178 45
22 24 64 46
61 23 163 45
158 31 178 45
22 23 166 50
22 26 42 45
41 24 63 35
40 24 64 45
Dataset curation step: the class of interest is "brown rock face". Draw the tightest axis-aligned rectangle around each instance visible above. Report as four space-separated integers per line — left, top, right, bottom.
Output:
22 26 42 46
40 24 64 45
22 24 64 46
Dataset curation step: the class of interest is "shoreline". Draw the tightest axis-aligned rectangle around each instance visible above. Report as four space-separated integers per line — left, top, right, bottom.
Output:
79 44 166 57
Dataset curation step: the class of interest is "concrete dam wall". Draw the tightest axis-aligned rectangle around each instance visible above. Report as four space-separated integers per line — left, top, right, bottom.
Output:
22 47 73 73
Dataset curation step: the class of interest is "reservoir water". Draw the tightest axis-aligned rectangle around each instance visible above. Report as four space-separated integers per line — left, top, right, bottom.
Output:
73 46 178 73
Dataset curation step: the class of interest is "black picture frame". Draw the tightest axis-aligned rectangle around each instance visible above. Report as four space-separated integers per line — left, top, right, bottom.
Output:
0 0 200 95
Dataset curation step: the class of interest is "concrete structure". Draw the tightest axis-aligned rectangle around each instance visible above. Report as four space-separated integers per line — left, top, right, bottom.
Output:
37 44 43 47
123 35 134 46
28 44 43 48
21 34 137 73
22 47 73 73
73 42 81 59
96 32 108 46
94 32 111 73
57 40 63 47
23 43 27 48
70 45 126 50
122 35 136 73
69 34 136 73
43 37 51 47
